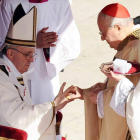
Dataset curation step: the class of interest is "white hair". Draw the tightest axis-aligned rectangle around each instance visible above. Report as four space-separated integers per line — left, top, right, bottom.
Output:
99 12 133 27
1 44 19 56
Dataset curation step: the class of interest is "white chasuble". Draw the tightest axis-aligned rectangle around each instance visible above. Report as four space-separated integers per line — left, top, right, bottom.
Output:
0 58 56 140
0 1 80 140
0 0 80 104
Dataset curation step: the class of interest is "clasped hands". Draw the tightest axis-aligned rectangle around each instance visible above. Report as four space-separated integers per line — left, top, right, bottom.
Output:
54 81 108 111
54 83 84 111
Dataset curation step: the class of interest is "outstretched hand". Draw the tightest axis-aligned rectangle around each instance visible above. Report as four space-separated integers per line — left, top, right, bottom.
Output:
89 90 99 104
54 84 84 111
89 85 104 104
70 86 84 100
54 82 74 111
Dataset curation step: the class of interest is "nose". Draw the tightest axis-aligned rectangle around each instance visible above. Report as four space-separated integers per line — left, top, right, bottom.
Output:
101 36 105 41
28 57 34 62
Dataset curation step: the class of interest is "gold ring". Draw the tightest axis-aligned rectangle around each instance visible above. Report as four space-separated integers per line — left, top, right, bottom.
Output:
66 95 70 100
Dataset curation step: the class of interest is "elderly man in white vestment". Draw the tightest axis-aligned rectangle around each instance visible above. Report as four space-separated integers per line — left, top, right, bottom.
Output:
0 4 81 140
0 0 80 104
0 1 80 139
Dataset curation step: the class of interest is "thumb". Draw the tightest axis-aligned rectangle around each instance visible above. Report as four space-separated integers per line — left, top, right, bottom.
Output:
110 71 116 77
58 82 66 95
39 27 49 33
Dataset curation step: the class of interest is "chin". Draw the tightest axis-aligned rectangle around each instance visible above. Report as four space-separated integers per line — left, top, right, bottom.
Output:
23 68 29 73
109 45 113 49
109 45 117 50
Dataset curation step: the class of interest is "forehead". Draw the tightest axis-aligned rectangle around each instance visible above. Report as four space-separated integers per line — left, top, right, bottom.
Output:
97 14 108 30
18 46 35 52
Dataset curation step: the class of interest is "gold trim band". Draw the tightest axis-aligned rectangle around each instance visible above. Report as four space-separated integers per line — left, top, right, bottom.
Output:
49 101 55 127
33 7 37 41
0 137 15 140
5 38 36 47
6 37 35 43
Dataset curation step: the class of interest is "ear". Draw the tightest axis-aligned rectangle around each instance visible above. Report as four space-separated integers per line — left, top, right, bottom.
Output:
7 49 14 61
114 25 122 34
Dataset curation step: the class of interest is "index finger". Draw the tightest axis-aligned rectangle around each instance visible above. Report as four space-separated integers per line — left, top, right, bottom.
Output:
45 32 57 36
59 82 66 94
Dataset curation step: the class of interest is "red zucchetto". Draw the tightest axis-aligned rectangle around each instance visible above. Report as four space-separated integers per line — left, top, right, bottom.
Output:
101 3 130 18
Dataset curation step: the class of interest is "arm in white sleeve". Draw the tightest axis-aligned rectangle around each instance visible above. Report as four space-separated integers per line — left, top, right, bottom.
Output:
0 0 13 48
97 91 104 118
46 0 81 79
0 80 55 140
50 0 80 64
110 78 135 117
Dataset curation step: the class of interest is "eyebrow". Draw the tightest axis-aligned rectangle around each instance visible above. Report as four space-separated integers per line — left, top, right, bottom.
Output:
24 51 33 53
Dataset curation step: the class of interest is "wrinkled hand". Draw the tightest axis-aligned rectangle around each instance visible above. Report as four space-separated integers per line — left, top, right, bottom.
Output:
91 82 106 91
89 90 100 104
36 27 58 48
101 70 125 82
54 83 76 111
89 82 106 104
70 86 84 100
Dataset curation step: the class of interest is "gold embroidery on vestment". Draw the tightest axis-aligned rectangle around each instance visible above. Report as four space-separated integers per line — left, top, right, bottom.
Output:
117 29 140 52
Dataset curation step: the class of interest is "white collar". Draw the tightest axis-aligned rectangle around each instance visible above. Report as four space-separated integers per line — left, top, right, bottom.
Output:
132 24 140 30
3 55 22 78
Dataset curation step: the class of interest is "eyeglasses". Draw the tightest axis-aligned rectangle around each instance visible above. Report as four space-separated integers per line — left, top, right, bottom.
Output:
99 27 111 38
9 48 37 59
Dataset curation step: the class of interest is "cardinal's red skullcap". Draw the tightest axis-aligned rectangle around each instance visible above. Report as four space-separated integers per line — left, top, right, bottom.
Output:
101 3 130 18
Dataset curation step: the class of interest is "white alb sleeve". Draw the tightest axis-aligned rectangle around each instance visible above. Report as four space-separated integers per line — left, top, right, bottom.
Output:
110 78 134 117
97 91 104 118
